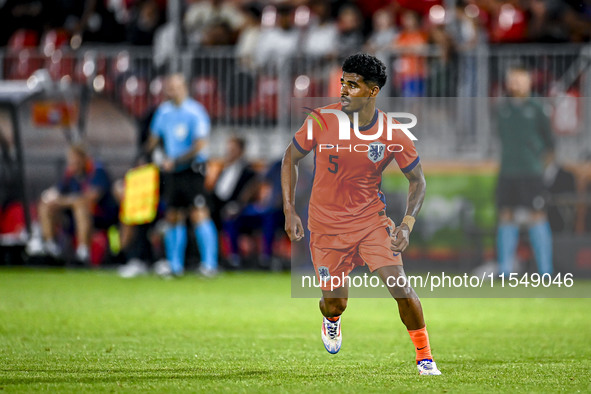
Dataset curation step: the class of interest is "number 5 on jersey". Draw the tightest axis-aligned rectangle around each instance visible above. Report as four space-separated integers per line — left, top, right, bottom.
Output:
328 155 339 174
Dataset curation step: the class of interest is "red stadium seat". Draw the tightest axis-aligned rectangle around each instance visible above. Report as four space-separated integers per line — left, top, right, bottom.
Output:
5 29 42 80
120 75 149 118
293 75 324 97
8 29 39 50
257 77 279 120
112 51 131 78
228 99 258 121
74 52 114 93
191 77 224 119
6 50 43 80
40 29 74 81
149 76 165 107
45 50 76 81
41 29 70 57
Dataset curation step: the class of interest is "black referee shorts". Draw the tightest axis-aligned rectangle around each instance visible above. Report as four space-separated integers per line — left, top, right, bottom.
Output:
162 163 210 210
496 175 547 211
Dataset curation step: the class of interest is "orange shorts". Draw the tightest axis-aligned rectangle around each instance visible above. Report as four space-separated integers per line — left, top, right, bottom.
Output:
310 215 403 291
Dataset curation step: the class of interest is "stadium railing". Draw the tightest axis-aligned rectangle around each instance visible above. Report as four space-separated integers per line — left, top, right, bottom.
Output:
1 43 590 161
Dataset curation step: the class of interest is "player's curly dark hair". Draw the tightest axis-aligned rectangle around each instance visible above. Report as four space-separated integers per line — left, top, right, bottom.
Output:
342 53 387 89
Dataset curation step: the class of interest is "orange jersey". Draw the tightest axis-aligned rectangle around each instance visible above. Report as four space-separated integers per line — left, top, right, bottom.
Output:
293 102 419 234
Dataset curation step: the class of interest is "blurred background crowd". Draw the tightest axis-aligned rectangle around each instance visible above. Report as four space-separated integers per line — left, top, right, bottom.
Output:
0 0 590 277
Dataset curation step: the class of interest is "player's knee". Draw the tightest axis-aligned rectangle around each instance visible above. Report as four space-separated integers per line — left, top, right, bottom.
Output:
529 210 547 223
191 207 210 224
499 208 514 223
165 210 179 224
72 196 89 211
389 281 416 299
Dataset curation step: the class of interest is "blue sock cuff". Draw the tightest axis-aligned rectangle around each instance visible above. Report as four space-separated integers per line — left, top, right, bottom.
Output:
195 219 218 270
528 220 553 275
497 223 520 275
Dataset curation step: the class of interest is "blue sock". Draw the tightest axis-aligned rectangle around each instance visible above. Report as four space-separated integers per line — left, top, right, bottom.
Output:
528 221 553 275
195 219 218 270
497 223 519 275
164 225 176 270
170 224 187 274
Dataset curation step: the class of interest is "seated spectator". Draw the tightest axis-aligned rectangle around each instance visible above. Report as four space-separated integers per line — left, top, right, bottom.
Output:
220 157 285 270
211 137 256 220
210 136 257 266
0 132 26 245
544 157 577 233
30 144 118 263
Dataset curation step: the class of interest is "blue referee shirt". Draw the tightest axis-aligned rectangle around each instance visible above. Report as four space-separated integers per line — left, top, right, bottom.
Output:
150 98 211 170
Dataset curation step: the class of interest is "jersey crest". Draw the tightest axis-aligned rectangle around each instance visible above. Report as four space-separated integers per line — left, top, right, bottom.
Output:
368 142 385 163
174 124 188 140
318 266 330 280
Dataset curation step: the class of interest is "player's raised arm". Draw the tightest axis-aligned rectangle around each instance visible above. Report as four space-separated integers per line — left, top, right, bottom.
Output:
281 142 307 242
391 162 426 252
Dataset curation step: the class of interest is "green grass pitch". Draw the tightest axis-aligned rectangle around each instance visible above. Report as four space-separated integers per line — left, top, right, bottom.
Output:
1 268 590 393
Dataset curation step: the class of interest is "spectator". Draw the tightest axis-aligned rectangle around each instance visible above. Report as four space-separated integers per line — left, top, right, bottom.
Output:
201 19 235 46
302 0 338 60
211 136 256 225
543 157 577 233
143 73 219 277
336 4 364 59
526 0 591 43
392 10 428 97
184 0 244 46
59 0 127 44
451 1 484 97
365 8 398 62
255 4 300 68
126 0 163 46
222 158 285 270
210 136 257 267
29 144 118 263
428 16 458 96
235 2 263 70
0 131 25 243
495 67 555 275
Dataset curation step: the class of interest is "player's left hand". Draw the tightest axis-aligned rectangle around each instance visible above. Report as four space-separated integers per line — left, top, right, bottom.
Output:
390 224 410 252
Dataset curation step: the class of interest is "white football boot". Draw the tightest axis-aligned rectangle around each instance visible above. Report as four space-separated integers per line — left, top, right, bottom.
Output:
118 259 149 278
417 359 442 375
321 317 342 354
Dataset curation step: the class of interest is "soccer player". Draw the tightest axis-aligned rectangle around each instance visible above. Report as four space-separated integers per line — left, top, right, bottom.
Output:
144 73 218 277
281 53 441 375
496 67 555 275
